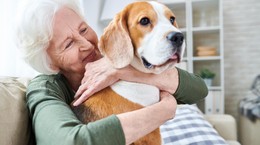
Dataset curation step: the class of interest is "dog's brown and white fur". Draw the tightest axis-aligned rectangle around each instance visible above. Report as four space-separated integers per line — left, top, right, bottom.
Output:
73 1 185 145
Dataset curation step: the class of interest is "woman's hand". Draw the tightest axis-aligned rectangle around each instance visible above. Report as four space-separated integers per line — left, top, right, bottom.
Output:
73 58 119 106
159 91 177 119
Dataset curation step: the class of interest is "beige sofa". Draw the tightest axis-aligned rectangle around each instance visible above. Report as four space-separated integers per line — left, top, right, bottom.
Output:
0 77 34 145
239 115 260 145
205 114 241 145
0 77 240 145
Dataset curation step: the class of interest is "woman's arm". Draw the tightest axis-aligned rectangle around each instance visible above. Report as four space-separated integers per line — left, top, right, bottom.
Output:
27 75 125 145
27 75 176 145
118 91 177 144
118 66 208 104
73 57 208 106
117 66 179 94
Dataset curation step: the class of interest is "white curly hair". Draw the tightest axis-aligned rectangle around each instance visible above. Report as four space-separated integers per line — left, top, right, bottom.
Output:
16 0 85 74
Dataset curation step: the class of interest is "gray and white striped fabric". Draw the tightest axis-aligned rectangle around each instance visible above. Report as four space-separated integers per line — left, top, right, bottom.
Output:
239 91 260 122
160 105 227 145
239 75 260 122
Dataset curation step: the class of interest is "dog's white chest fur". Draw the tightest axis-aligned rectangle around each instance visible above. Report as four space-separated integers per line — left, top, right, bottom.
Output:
111 81 160 106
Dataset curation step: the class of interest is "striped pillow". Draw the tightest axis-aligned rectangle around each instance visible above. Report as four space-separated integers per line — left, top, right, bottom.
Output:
160 105 227 145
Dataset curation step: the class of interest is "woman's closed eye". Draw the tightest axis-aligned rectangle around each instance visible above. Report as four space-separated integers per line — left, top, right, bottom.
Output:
80 27 88 35
65 39 73 49
63 26 88 49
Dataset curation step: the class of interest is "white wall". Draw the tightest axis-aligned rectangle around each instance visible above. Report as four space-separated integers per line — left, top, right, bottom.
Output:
223 0 260 119
82 0 134 38
81 0 106 38
0 0 38 77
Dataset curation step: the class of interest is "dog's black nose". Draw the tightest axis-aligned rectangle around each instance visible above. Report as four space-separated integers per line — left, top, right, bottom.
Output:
167 32 184 47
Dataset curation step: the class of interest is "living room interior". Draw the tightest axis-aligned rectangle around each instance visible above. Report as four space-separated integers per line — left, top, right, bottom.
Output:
1 0 260 145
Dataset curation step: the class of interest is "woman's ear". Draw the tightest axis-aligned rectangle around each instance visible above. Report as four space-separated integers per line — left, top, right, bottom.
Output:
50 64 59 71
45 49 60 74
49 63 60 72
99 8 134 69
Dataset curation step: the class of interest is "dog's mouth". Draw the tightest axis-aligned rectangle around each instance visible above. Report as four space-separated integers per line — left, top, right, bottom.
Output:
141 53 180 69
141 57 153 69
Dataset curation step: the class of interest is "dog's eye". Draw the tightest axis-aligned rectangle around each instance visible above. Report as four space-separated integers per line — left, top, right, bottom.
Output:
140 17 150 26
170 16 175 25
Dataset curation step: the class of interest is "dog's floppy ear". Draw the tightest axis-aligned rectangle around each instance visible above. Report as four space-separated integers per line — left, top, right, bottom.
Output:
99 9 133 69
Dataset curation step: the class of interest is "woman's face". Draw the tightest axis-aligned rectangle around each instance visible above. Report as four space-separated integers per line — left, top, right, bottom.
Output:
47 7 101 75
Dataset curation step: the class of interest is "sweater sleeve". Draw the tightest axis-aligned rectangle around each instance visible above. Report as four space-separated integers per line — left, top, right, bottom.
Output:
173 68 208 104
26 75 125 145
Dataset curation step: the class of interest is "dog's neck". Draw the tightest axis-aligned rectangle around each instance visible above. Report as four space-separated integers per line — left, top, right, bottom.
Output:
111 81 160 106
130 56 152 73
111 57 161 106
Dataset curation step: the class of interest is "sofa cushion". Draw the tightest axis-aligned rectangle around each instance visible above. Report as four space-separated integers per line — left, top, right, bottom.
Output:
0 77 34 145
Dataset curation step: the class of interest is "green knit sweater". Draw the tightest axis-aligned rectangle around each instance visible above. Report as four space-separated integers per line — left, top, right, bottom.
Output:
26 68 207 145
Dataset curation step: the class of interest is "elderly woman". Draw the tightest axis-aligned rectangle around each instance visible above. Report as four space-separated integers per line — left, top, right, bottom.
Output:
16 0 207 145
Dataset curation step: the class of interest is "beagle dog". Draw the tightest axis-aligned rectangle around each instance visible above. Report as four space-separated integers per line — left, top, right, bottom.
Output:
73 1 185 145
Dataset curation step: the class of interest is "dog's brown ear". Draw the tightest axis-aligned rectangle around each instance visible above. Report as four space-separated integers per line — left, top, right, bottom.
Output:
99 9 133 69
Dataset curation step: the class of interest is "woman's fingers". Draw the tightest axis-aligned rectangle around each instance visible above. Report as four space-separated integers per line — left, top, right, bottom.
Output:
160 91 172 100
74 83 88 99
73 86 96 106
159 91 177 119
74 78 98 101
73 76 116 106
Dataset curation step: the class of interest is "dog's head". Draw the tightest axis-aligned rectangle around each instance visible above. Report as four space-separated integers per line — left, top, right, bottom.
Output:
99 1 185 74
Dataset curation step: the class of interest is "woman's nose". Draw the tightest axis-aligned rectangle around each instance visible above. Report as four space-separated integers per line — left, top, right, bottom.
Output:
78 36 93 51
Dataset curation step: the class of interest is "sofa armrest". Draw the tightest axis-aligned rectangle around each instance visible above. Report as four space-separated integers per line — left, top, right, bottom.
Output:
0 77 34 145
204 114 237 141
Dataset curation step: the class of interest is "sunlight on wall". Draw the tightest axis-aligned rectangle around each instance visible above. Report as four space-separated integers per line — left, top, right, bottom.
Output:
0 0 39 77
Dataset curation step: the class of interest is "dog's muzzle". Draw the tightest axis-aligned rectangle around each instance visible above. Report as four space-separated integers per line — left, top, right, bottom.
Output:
166 32 184 48
141 32 184 69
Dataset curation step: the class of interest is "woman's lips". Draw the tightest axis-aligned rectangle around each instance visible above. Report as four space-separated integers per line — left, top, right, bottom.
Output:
83 50 98 63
